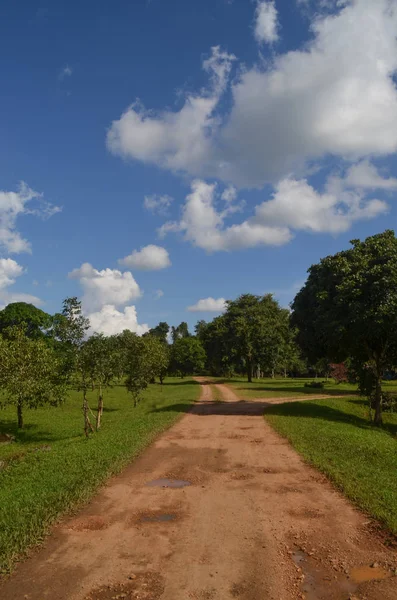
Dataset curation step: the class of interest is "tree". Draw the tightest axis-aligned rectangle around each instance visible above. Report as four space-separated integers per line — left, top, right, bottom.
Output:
80 334 118 430
0 302 51 339
170 337 206 377
146 321 170 344
223 294 289 382
0 326 67 428
171 322 190 343
125 335 170 405
292 230 397 425
196 316 232 376
53 298 91 433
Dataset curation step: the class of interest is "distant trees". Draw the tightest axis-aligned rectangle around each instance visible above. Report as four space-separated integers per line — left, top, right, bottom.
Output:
292 230 397 425
171 322 190 343
0 302 52 339
0 326 67 428
170 337 206 377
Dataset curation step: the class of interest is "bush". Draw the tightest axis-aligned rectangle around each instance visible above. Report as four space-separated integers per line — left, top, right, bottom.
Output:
304 381 324 389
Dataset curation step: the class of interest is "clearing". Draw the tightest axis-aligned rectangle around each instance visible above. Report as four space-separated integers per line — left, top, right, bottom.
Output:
1 379 397 599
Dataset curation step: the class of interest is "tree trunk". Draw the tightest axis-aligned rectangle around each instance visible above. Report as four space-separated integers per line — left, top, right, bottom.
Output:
284 367 287 378
271 367 275 379
17 401 23 429
247 360 252 383
96 384 103 431
83 390 94 438
373 367 383 426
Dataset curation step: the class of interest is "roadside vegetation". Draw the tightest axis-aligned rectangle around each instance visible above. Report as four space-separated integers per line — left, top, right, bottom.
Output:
0 379 199 574
221 377 359 400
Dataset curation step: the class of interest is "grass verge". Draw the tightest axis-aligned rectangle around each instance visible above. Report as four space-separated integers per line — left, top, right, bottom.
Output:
0 378 199 574
264 396 397 535
221 377 359 399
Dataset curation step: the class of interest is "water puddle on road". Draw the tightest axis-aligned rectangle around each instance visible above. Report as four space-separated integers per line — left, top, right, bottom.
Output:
292 550 356 600
139 513 177 523
146 478 191 488
350 565 392 583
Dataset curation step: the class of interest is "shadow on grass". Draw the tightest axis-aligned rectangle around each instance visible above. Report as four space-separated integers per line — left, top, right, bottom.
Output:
160 380 201 386
236 385 355 396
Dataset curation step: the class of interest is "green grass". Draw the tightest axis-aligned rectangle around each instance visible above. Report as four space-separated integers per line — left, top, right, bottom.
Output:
0 378 199 574
221 376 360 399
264 396 397 535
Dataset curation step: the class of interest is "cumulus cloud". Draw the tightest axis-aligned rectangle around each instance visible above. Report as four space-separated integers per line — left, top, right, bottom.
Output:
159 179 291 251
107 46 235 176
144 194 173 215
87 305 149 337
187 297 227 312
159 176 388 251
0 182 61 254
0 258 43 308
119 244 171 270
107 0 397 188
343 160 397 191
254 1 279 44
69 263 142 312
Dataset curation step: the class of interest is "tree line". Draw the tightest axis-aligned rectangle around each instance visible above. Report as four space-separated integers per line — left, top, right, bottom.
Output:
1 229 396 430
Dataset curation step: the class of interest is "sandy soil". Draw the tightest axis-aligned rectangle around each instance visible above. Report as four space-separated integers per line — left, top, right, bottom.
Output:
1 379 396 600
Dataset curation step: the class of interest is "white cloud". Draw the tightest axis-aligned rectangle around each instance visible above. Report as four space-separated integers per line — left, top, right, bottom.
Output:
343 160 397 190
254 1 279 44
87 305 149 337
254 177 388 234
187 297 227 312
0 182 61 254
155 289 164 299
107 46 235 176
69 263 142 312
108 1 397 188
119 244 171 270
159 175 388 251
144 194 173 215
159 179 291 251
0 259 43 308
59 65 73 80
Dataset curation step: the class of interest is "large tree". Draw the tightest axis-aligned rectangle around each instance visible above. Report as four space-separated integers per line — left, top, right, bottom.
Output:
0 302 51 339
291 230 397 425
145 321 170 344
170 337 206 377
223 294 289 382
0 326 67 428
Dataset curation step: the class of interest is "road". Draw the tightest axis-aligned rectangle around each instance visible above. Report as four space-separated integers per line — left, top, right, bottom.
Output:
1 380 396 599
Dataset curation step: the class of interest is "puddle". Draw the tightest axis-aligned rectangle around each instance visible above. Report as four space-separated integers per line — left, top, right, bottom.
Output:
140 513 177 523
146 478 191 488
350 565 392 583
292 550 355 600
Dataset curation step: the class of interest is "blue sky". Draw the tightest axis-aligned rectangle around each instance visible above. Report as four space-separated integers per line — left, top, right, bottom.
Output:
1 0 397 334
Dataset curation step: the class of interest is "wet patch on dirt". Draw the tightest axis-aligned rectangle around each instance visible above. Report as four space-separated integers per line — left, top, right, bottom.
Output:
230 582 249 597
288 507 324 520
67 516 110 531
85 572 164 600
229 472 254 481
292 548 356 599
132 509 181 525
145 478 191 488
350 564 393 583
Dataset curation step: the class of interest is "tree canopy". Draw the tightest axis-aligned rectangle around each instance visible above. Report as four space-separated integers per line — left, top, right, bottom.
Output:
0 303 51 339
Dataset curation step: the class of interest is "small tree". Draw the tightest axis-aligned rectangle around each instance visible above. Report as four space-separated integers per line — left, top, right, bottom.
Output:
0 326 67 429
125 335 170 405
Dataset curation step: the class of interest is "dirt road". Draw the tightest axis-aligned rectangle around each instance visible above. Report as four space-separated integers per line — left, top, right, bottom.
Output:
1 380 396 600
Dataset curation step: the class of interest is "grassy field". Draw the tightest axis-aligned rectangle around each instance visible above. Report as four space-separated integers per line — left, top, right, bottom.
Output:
0 378 199 574
264 396 397 535
221 376 359 399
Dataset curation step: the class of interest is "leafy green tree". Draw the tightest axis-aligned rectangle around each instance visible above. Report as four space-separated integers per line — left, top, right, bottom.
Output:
292 230 397 425
223 294 289 382
196 316 232 376
146 321 170 344
170 337 206 377
171 321 190 343
80 334 118 430
0 302 51 339
0 326 67 428
125 335 169 405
